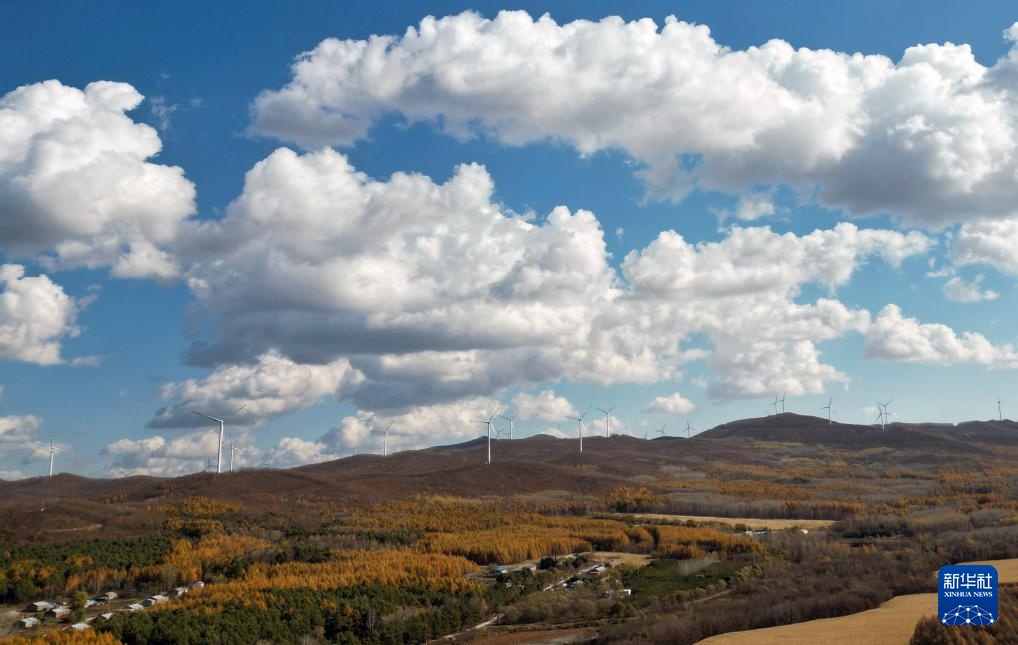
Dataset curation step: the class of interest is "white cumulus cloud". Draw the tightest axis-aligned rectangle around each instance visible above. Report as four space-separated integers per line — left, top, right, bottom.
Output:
174 150 932 412
149 351 361 428
251 11 1018 228
943 274 999 303
864 304 1018 367
641 393 696 415
0 80 195 278
102 430 260 477
510 389 578 420
0 264 80 365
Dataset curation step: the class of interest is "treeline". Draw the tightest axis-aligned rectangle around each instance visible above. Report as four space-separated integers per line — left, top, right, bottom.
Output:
165 548 479 612
159 497 245 537
651 525 765 559
659 494 863 520
0 536 173 602
97 586 485 645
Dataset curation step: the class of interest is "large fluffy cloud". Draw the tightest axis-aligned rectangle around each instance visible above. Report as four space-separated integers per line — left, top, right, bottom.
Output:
0 264 80 365
181 148 630 407
177 149 932 408
621 225 924 399
148 351 361 428
0 80 195 278
864 304 1018 367
250 11 1018 228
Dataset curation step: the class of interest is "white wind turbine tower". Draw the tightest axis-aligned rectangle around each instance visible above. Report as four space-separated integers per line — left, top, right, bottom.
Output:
192 404 247 474
470 407 500 465
499 412 518 440
780 393 786 413
566 408 589 453
684 419 694 438
373 423 393 457
656 423 666 438
229 436 239 473
595 404 617 438
821 398 833 424
875 399 893 430
997 396 1003 421
48 441 62 477
771 395 780 415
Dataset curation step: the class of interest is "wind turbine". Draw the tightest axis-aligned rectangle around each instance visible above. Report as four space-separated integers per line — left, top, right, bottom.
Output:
595 404 617 438
47 441 62 477
684 419 694 438
192 404 247 474
875 399 893 430
821 398 833 424
373 423 393 457
656 424 666 438
780 393 786 413
470 407 500 465
117 469 135 478
499 412 518 440
566 408 589 453
772 395 780 415
229 437 239 473
997 396 1003 422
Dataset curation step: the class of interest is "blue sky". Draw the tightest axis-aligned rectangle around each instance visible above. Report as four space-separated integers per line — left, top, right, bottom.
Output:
2 1 1018 477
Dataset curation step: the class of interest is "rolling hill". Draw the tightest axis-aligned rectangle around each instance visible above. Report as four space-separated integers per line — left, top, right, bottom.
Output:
2 414 1015 544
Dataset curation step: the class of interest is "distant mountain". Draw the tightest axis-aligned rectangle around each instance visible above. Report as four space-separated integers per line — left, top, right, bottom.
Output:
3 414 1016 544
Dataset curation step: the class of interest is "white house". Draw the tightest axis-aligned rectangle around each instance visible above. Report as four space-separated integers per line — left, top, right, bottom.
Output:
17 617 40 628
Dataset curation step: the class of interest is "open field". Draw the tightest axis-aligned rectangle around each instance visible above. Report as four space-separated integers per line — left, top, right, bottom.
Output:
614 513 835 530
588 552 653 568
698 558 1018 645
